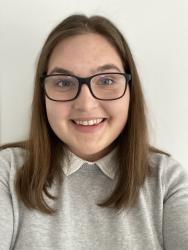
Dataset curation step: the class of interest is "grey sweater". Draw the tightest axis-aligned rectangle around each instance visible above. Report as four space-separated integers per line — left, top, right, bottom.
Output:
0 147 188 250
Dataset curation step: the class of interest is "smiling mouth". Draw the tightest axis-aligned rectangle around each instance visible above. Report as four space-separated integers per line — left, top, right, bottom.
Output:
71 118 106 126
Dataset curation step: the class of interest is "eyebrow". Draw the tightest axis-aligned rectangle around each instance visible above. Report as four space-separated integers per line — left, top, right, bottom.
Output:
48 64 122 75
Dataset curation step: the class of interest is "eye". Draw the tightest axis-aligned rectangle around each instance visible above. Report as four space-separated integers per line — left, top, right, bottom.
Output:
102 78 114 85
56 79 72 87
51 76 77 89
98 77 115 85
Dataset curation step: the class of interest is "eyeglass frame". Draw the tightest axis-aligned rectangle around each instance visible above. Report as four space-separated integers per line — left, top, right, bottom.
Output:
40 72 132 102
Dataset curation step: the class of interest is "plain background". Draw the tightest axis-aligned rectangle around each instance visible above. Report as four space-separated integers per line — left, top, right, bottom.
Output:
0 0 188 169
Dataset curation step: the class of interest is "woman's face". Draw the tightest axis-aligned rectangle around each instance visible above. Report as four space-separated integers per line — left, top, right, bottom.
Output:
46 33 130 161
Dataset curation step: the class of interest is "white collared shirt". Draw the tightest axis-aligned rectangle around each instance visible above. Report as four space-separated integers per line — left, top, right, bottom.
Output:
62 147 117 179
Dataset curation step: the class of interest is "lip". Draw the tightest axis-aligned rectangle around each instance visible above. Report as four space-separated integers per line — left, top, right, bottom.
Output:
71 118 107 133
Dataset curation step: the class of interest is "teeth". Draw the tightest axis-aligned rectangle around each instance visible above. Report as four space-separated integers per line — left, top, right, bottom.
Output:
74 118 104 126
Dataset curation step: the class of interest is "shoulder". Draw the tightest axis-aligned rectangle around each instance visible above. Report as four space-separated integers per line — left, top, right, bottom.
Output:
149 152 188 199
0 147 27 184
0 147 27 166
149 152 187 176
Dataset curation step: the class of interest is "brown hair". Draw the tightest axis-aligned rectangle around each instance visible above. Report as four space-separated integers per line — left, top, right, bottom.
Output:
0 14 169 214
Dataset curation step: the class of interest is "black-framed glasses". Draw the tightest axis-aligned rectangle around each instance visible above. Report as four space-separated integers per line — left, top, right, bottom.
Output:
40 72 131 101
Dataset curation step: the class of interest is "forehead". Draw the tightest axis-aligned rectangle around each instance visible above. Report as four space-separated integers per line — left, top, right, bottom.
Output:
47 33 124 76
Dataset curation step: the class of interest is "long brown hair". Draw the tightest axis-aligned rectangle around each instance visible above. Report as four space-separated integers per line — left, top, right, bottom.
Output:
0 14 169 214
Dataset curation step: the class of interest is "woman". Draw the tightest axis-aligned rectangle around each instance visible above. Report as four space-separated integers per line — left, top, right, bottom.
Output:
0 14 188 250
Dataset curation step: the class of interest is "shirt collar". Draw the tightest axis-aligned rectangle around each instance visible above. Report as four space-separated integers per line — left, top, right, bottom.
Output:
62 147 117 180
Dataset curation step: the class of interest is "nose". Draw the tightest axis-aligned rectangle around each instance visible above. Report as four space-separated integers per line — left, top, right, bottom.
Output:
73 84 99 111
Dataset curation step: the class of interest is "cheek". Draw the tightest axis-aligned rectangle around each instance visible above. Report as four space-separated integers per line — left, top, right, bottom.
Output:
108 89 130 125
45 99 71 126
111 103 129 126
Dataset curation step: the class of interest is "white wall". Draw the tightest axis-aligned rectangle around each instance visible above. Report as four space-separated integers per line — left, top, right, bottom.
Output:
1 0 188 168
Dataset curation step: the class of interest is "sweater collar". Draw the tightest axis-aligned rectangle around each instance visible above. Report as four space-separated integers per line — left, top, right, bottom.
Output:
62 147 117 179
